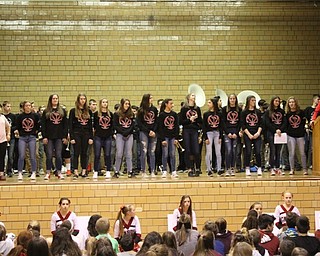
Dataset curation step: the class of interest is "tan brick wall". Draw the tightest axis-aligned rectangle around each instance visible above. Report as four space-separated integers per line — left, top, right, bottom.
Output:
0 179 319 238
0 1 319 112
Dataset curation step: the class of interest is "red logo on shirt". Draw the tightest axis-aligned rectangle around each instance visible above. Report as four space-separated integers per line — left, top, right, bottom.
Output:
289 115 301 128
22 118 34 132
186 109 197 120
99 116 111 129
144 111 155 124
50 112 62 124
227 111 239 124
208 115 220 128
120 117 132 128
246 113 258 126
272 112 283 125
164 116 175 130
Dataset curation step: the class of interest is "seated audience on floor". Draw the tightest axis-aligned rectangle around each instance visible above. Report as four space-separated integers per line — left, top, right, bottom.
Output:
95 217 119 254
8 230 33 256
0 223 14 256
278 239 295 256
136 231 162 256
203 221 225 255
215 218 233 255
193 230 222 256
278 212 299 242
288 215 320 256
258 214 279 256
175 213 199 256
26 236 50 256
162 231 183 256
50 227 82 256
249 229 270 256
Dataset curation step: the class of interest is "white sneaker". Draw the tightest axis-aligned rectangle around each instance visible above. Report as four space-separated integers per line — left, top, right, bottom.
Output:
39 168 44 175
246 168 251 176
44 173 50 180
93 171 98 179
30 172 36 180
289 170 294 175
142 172 149 178
105 171 111 179
171 171 179 178
61 166 66 174
151 172 156 178
225 169 231 177
257 167 262 176
230 168 235 176
271 169 276 176
58 173 64 180
161 171 167 178
18 172 23 180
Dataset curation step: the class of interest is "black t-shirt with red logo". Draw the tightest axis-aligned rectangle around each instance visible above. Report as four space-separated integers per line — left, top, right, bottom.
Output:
202 110 223 140
94 112 114 138
113 112 134 137
264 108 286 134
221 106 242 135
240 109 262 135
41 108 68 140
157 111 179 141
136 106 158 135
286 110 306 138
69 108 93 140
16 112 40 137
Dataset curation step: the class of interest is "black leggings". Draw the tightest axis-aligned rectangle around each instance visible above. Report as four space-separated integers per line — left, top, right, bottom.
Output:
73 132 90 170
0 141 7 171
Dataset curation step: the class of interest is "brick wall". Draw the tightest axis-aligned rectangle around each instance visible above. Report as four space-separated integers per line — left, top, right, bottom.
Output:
0 179 319 238
0 1 319 112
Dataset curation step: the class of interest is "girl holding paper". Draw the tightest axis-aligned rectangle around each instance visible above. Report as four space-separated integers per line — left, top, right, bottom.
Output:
265 96 286 176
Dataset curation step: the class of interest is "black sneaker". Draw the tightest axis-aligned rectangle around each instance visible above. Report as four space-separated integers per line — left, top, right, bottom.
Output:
97 171 104 176
188 171 197 177
113 172 120 178
208 170 213 177
217 170 224 176
128 172 135 178
195 169 201 176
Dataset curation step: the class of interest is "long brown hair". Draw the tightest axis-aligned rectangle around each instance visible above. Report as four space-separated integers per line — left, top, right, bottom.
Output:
115 205 133 237
75 93 90 119
268 95 281 119
117 98 133 119
178 195 193 223
45 94 64 119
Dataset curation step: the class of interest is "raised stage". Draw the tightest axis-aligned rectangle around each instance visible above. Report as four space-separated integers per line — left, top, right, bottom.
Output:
0 171 319 238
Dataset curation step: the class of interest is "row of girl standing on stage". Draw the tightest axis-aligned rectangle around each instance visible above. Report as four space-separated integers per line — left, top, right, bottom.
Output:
202 94 311 177
12 92 311 180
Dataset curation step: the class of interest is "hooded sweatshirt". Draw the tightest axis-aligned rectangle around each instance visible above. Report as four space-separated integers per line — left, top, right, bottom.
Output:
0 238 14 256
259 230 279 256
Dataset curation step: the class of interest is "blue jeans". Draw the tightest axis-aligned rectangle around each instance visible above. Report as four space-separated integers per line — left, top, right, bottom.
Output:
18 135 37 173
205 131 221 171
287 135 306 170
161 138 176 172
45 139 63 172
139 132 157 172
183 128 200 169
267 132 282 169
94 136 112 172
224 135 238 169
115 134 133 173
243 134 262 168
